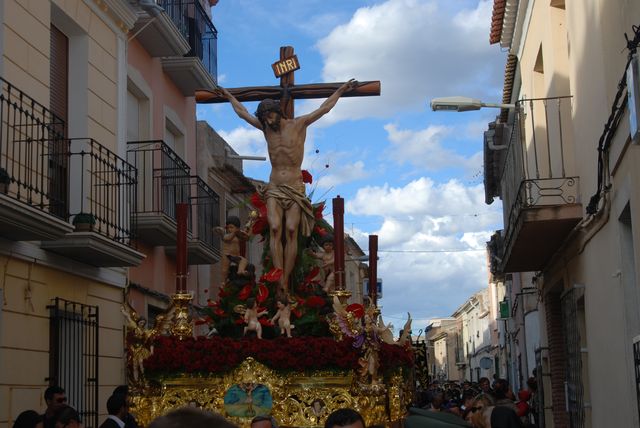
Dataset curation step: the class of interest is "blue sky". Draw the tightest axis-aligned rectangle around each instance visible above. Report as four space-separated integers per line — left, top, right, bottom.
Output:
197 0 507 333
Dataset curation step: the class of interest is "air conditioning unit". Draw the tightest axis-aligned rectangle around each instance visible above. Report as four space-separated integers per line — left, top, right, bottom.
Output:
627 53 640 143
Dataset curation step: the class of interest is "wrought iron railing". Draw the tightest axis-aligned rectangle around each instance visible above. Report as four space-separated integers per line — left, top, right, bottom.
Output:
47 298 99 428
0 76 67 218
126 140 192 228
67 139 137 244
160 0 218 80
561 288 585 428
190 176 220 252
499 96 579 252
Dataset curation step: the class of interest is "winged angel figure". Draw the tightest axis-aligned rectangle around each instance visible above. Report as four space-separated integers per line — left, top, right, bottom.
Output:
121 298 175 384
329 297 412 386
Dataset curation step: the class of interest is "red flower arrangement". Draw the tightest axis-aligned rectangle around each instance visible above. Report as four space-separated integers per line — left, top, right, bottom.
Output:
144 336 414 376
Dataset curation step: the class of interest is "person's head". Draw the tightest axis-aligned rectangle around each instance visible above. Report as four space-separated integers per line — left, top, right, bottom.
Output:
44 387 67 413
526 376 537 392
493 378 509 400
226 216 241 232
106 394 128 419
276 298 288 309
52 405 81 428
466 394 494 426
478 377 491 392
137 317 147 328
112 385 128 398
13 410 43 428
324 408 365 428
462 390 476 407
149 407 237 428
255 99 282 131
250 415 278 428
430 392 445 410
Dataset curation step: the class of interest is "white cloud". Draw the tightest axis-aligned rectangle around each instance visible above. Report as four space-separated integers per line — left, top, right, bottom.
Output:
344 176 502 319
315 160 369 189
383 123 482 173
217 127 267 158
303 0 504 124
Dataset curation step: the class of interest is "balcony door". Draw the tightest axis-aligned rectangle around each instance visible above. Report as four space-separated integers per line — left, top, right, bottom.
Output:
49 24 69 218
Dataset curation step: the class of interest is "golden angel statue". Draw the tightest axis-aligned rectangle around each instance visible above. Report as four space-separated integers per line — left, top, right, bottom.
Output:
121 299 174 384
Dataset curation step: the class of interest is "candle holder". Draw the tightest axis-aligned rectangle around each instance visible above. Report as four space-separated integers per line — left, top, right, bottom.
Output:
170 291 193 340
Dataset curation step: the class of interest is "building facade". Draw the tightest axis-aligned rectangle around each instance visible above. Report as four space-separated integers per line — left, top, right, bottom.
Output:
0 1 221 426
486 0 640 426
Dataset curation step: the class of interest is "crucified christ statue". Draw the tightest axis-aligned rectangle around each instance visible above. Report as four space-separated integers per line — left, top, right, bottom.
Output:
214 79 358 295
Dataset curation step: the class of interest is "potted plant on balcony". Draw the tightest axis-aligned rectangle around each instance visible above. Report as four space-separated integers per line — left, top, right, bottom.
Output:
72 212 96 232
0 168 10 194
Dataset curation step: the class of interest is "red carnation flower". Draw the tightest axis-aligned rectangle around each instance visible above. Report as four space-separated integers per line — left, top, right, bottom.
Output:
301 169 313 184
235 318 245 325
214 308 225 317
292 308 302 318
346 303 365 319
314 202 325 220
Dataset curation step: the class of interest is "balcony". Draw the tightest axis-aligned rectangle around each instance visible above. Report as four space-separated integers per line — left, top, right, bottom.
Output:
41 139 145 267
165 176 221 264
159 0 217 94
130 1 190 57
126 140 191 246
0 77 74 241
486 96 582 273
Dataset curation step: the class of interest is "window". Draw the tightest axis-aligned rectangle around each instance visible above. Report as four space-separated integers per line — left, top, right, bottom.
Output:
48 298 98 428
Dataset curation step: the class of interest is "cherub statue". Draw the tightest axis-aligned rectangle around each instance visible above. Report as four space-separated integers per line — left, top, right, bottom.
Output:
241 298 268 339
308 234 335 292
121 299 174 383
271 298 294 338
214 215 250 283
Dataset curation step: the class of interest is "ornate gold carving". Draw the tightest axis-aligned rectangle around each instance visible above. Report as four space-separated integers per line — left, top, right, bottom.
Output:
131 358 406 427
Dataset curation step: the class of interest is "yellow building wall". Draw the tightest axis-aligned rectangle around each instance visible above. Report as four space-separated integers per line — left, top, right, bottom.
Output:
0 255 125 427
0 1 132 426
2 0 120 150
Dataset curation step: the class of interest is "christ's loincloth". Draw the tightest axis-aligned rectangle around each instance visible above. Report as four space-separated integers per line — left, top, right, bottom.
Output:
259 183 315 237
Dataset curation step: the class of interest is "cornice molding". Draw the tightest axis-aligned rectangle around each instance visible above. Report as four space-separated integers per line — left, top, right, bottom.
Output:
94 0 138 32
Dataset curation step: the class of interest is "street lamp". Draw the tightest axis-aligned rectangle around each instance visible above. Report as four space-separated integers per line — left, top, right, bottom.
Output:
430 96 515 112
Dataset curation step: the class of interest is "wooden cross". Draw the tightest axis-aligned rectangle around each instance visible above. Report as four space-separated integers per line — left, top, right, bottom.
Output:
196 46 381 118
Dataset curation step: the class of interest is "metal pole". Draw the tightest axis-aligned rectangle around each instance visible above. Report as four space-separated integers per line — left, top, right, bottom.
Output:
332 196 345 291
369 235 378 306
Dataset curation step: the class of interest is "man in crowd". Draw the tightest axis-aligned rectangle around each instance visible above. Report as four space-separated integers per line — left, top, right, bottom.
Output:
42 386 66 428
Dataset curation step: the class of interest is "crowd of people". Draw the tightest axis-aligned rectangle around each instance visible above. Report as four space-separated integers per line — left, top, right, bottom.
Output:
12 377 537 428
11 386 369 428
410 376 539 428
